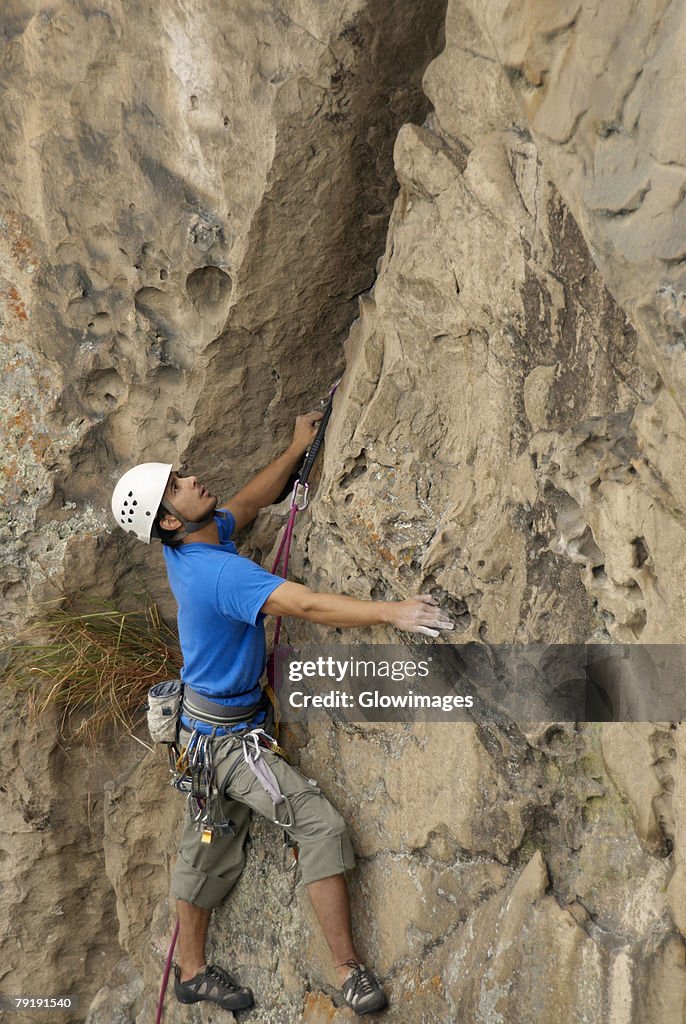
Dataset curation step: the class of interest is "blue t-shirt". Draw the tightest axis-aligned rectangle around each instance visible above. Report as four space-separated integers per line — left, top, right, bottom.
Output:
163 510 285 727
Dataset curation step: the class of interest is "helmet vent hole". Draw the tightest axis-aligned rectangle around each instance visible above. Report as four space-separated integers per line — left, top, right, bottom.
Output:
132 500 138 506
146 511 152 516
128 491 133 497
123 500 128 506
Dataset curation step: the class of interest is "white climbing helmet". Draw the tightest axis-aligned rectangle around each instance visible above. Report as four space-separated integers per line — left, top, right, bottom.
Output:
111 462 172 543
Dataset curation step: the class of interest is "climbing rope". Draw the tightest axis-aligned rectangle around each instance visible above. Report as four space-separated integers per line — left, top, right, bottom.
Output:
155 918 179 1024
270 379 338 650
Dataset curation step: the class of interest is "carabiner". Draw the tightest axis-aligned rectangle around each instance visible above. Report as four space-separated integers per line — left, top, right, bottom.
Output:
290 480 309 511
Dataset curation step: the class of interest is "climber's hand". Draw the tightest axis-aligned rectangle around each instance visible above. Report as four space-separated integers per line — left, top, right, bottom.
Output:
290 411 324 457
387 595 455 637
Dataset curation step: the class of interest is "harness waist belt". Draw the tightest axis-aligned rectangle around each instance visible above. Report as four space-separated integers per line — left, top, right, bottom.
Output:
182 686 266 727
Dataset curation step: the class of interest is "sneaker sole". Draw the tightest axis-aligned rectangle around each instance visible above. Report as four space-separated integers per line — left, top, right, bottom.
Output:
174 985 254 1011
346 995 389 1015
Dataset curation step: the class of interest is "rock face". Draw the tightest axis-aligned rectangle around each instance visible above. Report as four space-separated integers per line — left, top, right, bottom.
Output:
0 0 446 639
0 691 146 1023
2 1 686 1023
464 0 686 644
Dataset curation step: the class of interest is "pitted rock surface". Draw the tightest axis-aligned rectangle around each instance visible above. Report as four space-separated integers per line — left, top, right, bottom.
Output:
1 2 685 1023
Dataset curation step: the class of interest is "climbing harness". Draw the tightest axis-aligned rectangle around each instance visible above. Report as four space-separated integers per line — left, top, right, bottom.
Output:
147 682 271 843
162 687 279 841
181 685 267 730
240 728 293 826
171 727 292 833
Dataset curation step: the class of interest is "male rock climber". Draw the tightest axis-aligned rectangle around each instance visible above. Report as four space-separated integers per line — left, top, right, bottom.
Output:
111 411 454 1016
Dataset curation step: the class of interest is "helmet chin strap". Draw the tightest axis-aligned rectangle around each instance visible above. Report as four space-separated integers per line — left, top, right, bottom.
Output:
160 498 223 545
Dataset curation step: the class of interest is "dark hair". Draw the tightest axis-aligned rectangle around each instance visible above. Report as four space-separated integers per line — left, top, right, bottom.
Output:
152 506 182 547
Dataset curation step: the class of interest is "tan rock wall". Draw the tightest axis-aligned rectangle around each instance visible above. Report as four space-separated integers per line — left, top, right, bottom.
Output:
0 0 445 638
2 1 686 1023
0 691 145 1022
465 0 686 643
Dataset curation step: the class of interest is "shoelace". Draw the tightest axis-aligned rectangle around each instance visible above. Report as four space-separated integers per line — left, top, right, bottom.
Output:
341 961 376 997
205 964 241 992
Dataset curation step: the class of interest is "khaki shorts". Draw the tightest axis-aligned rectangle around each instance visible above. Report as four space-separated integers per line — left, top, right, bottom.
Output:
171 729 355 908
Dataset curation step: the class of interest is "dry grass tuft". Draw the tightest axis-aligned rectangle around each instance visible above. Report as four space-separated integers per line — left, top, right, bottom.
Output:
1 600 182 742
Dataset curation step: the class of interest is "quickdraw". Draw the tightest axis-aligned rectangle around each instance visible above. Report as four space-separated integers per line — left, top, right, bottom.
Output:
269 379 339 655
171 730 236 843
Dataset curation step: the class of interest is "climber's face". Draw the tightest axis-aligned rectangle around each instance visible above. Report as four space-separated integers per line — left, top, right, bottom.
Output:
160 471 218 529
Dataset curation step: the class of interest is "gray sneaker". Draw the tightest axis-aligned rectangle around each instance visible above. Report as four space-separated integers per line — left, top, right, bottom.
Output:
173 962 254 1011
341 961 388 1015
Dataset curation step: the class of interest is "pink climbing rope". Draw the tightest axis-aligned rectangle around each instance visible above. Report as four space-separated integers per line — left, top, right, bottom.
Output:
155 917 179 1024
270 497 302 646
